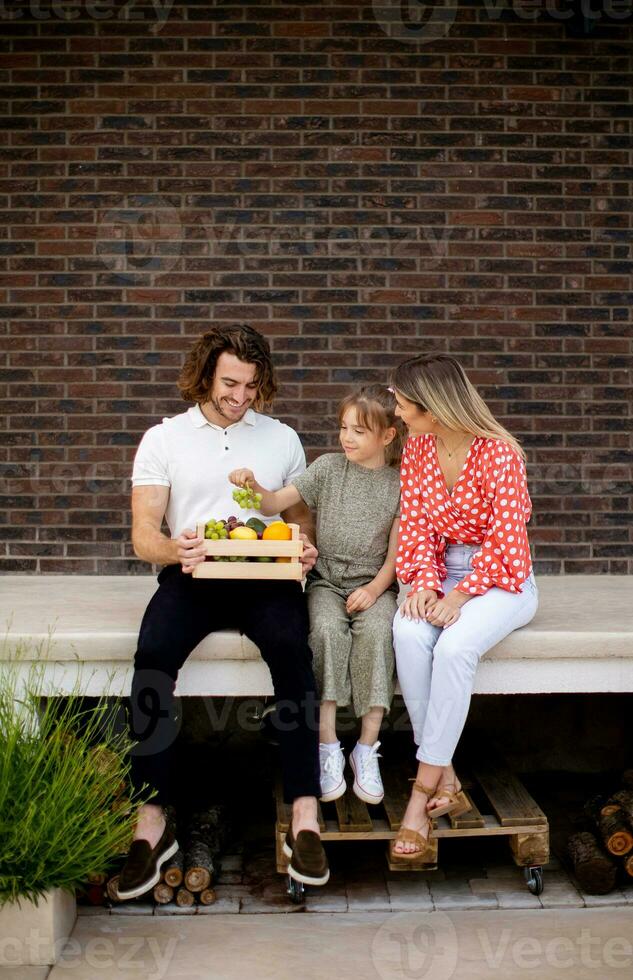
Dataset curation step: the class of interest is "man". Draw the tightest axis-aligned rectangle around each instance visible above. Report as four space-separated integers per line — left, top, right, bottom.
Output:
117 325 329 900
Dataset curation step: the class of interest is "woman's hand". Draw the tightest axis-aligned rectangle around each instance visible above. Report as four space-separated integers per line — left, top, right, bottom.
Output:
346 585 377 614
425 590 470 629
399 589 438 622
229 467 257 489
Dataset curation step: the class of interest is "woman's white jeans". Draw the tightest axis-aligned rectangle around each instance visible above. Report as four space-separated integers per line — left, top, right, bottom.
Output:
393 542 539 767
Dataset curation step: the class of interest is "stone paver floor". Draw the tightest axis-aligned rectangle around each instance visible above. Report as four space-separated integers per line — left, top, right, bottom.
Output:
80 834 632 917
48 908 633 980
77 766 633 917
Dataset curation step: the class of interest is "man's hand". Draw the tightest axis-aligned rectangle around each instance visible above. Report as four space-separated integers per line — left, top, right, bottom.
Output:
425 590 470 629
299 533 317 576
399 589 438 622
346 585 377 614
176 528 207 574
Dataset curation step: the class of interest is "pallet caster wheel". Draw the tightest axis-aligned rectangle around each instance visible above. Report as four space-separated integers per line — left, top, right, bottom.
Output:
287 876 305 904
524 866 544 895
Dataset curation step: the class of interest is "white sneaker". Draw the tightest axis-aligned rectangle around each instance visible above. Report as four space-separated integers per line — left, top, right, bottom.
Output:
350 741 384 804
319 743 346 802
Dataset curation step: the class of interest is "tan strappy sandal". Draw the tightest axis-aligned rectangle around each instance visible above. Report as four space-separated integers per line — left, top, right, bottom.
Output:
426 774 472 820
388 780 437 864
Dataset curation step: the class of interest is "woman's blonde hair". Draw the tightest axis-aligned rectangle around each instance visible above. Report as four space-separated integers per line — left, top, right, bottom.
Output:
337 384 406 468
392 354 526 461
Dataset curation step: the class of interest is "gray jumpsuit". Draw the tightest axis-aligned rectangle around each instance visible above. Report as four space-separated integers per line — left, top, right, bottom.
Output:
293 453 401 718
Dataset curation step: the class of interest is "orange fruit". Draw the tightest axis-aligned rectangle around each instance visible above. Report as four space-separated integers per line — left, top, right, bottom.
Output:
262 521 292 541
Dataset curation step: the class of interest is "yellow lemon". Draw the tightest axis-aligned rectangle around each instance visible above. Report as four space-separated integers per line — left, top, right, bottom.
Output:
229 526 258 540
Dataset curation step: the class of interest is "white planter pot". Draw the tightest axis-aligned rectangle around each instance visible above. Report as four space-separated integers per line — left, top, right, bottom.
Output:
0 887 77 966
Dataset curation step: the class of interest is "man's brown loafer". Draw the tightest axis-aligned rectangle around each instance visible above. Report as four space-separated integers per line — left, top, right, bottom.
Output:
284 827 330 886
116 825 179 900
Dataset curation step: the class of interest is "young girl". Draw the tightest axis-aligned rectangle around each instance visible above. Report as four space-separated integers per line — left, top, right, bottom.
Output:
388 353 539 864
229 385 404 805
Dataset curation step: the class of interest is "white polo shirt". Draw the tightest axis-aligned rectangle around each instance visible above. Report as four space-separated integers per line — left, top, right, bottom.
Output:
131 403 306 537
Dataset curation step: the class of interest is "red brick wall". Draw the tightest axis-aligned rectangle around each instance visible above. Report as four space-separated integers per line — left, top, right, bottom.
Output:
1 2 632 574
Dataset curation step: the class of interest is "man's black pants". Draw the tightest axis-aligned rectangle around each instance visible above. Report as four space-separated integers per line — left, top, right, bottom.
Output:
128 563 321 805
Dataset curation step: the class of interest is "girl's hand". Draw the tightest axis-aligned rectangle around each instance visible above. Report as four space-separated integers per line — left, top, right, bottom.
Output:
399 589 438 622
424 593 466 629
346 586 377 614
229 467 256 489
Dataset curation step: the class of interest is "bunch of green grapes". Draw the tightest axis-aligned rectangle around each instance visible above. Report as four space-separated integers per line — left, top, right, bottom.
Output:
204 518 229 540
232 485 263 510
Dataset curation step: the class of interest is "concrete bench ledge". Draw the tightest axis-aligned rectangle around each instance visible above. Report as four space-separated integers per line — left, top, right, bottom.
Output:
2 575 633 695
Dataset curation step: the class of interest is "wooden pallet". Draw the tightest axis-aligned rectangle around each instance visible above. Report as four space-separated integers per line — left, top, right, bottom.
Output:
275 755 549 874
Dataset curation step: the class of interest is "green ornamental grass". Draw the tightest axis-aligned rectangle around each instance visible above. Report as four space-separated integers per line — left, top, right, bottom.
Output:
0 658 154 908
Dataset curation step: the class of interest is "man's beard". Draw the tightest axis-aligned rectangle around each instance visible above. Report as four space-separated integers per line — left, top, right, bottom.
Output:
210 394 247 421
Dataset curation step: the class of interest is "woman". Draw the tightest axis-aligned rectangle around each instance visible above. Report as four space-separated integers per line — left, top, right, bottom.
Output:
389 353 539 863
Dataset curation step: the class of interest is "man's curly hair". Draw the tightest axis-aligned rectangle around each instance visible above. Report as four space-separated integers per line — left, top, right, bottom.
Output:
177 325 278 410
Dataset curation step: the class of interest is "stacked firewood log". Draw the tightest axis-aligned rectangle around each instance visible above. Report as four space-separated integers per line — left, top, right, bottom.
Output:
151 845 216 907
101 805 227 908
567 770 633 894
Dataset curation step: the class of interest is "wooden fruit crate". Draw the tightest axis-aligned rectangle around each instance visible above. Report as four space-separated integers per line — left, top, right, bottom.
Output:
192 521 303 580
275 753 549 893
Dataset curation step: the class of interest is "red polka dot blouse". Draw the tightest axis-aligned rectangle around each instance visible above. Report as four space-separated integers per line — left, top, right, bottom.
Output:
396 434 533 598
